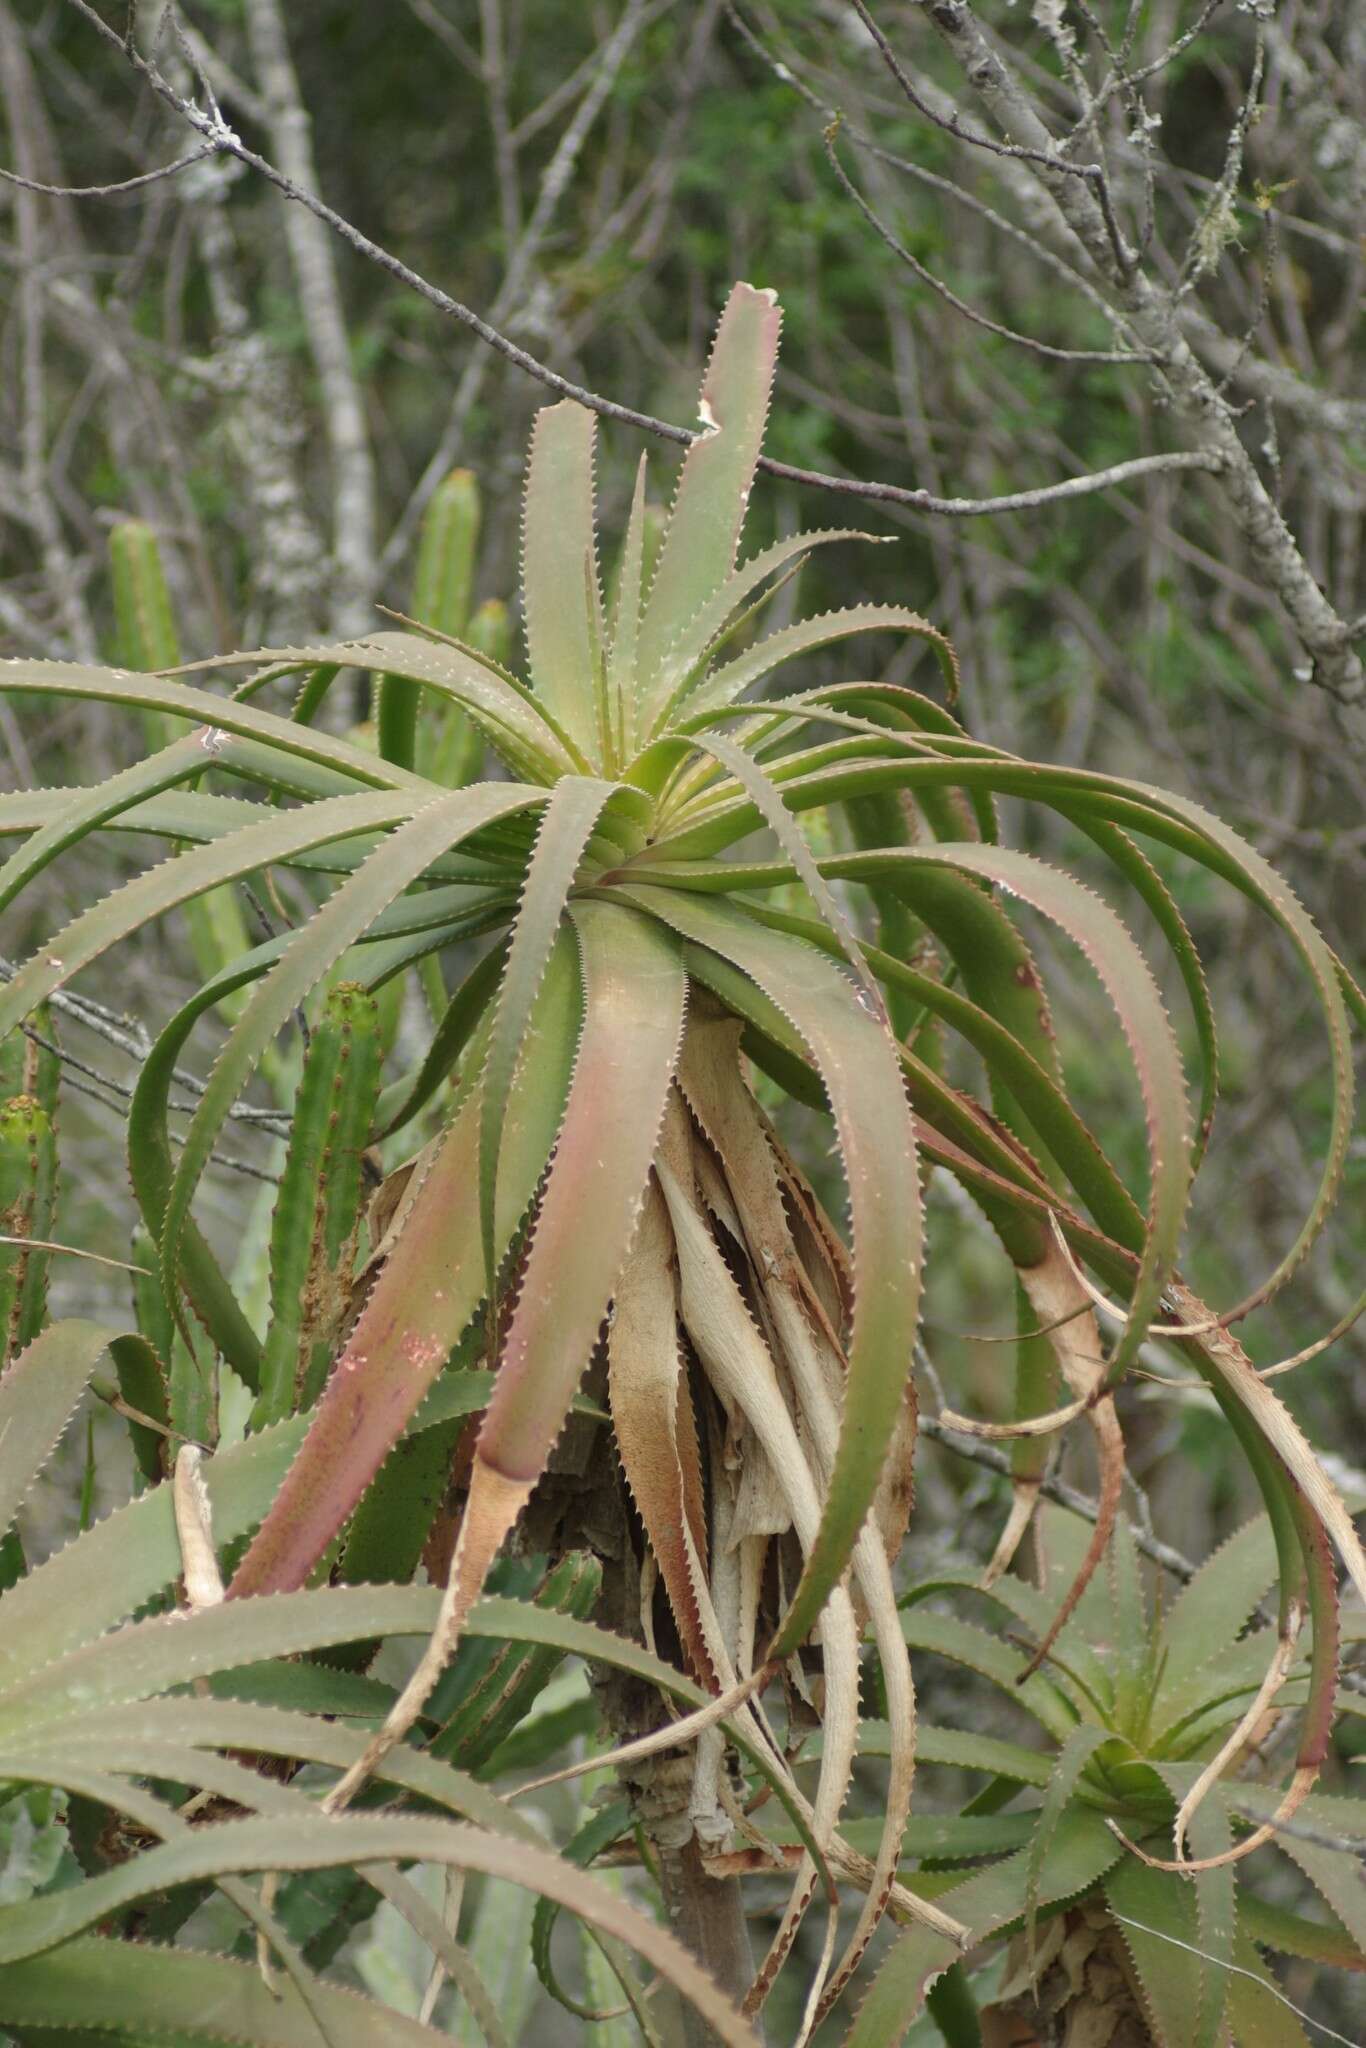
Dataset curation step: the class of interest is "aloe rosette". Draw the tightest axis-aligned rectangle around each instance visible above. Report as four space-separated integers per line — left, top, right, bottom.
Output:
0 281 1362 2033
846 1503 1366 2045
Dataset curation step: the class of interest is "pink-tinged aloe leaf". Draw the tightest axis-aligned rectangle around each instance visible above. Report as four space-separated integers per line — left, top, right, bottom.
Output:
227 935 584 1601
607 1175 717 1689
0 790 423 1049
1169 1278 1366 1617
478 778 629 1292
676 919 1061 1270
158 783 546 1333
1009 1245 1125 1678
637 282 781 707
669 605 956 732
638 841 1190 1391
0 1321 130 1540
479 900 687 1484
1139 1322 1345 1859
0 658 425 791
660 721 1349 1327
327 906 689 1805
616 884 921 1661
521 402 607 760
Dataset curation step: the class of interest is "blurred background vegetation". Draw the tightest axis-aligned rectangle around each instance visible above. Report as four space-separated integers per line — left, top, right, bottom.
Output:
1 2 1362 2033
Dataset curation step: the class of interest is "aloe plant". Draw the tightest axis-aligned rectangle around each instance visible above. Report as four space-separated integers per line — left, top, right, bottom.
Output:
844 1503 1366 2045
0 282 1361 2036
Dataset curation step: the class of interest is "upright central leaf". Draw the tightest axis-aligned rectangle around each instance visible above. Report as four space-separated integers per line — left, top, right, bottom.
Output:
522 402 606 762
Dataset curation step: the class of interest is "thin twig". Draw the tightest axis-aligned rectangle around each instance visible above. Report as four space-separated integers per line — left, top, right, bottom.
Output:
1108 1913 1359 2047
914 1406 1197 1585
0 143 216 195
0 962 293 1136
56 0 1223 531
822 120 1149 366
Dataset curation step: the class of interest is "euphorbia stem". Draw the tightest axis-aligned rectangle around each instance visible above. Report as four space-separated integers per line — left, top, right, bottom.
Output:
658 1834 761 2048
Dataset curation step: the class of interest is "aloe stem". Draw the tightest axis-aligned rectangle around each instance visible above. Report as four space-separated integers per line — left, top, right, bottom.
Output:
657 1835 759 2048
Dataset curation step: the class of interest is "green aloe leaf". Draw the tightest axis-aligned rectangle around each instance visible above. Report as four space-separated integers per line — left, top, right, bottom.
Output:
0 1935 448 2046
477 777 627 1290
1223 1933 1315 2045
0 1094 56 1368
0 733 219 920
0 1412 308 1691
156 783 545 1341
1025 1724 1116 1958
642 528 890 732
0 1322 119 1541
430 1551 602 1769
0 658 426 789
521 401 606 759
1238 1890 1366 1972
637 281 781 709
899 1608 1080 1740
531 1801 634 2022
832 1720 1053 1789
844 1810 1123 2045
1157 1516 1279 1699
216 630 585 782
0 791 426 1051
0 1812 761 2046
608 454 649 760
32 1694 534 1843
0 1586 828 1879
1105 1852 1206 2046
673 604 956 730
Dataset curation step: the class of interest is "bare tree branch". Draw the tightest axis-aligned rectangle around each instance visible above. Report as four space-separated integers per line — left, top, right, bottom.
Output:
241 0 378 635
881 0 1364 714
